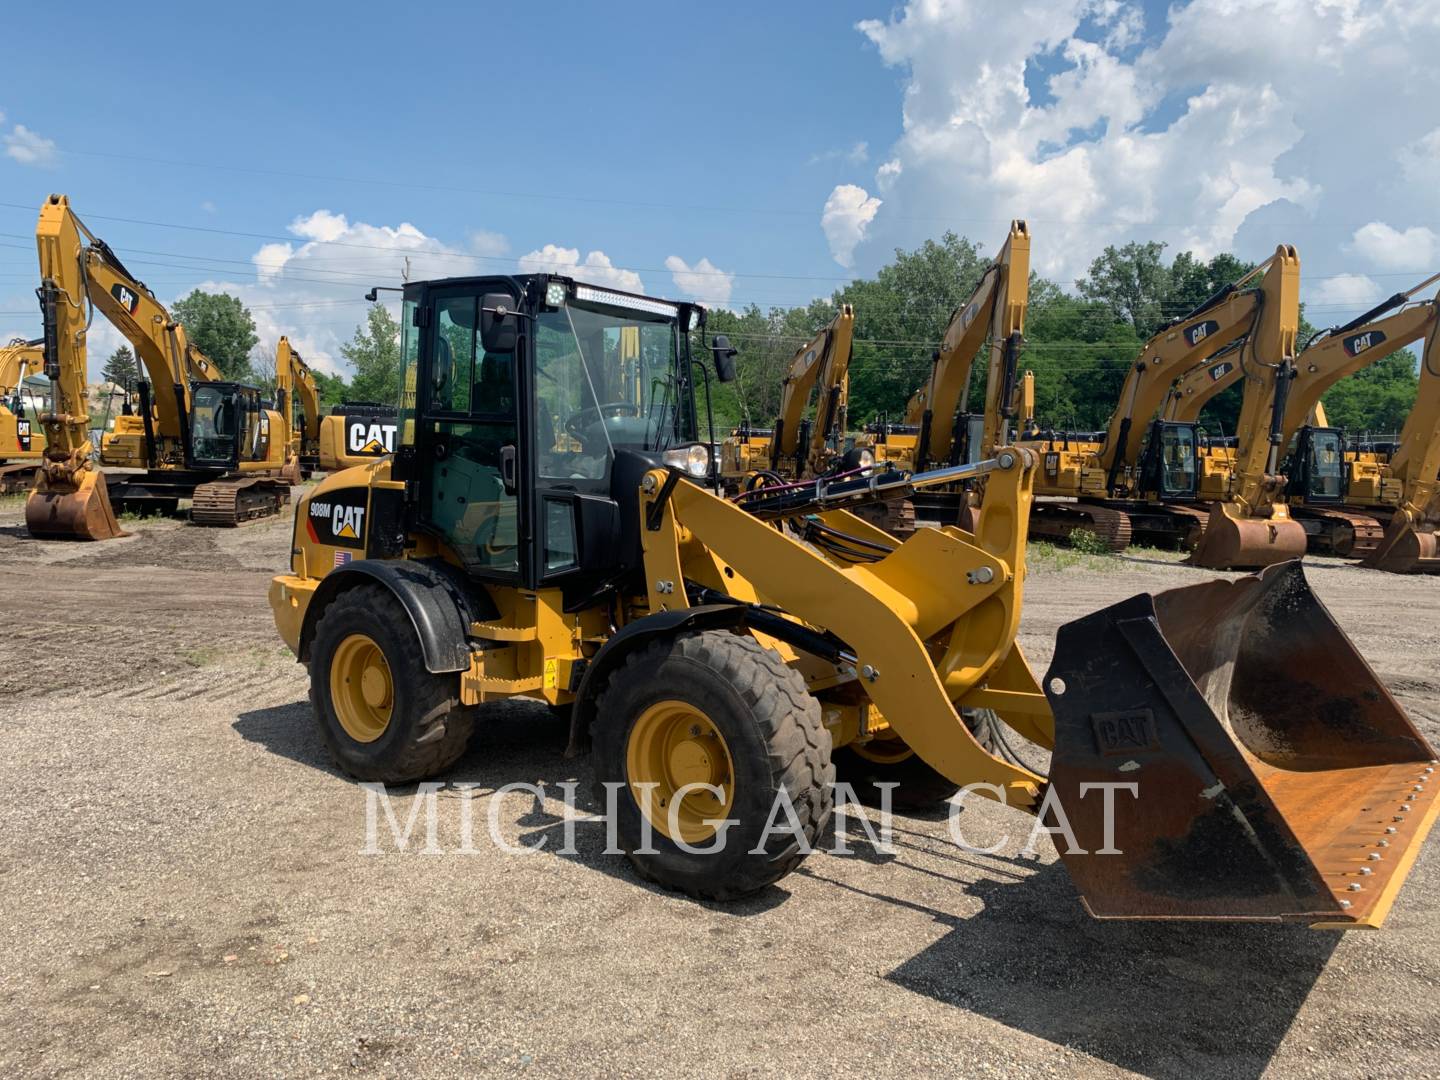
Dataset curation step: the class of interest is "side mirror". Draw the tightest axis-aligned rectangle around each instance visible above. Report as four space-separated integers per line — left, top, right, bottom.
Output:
480 293 520 353
710 334 738 383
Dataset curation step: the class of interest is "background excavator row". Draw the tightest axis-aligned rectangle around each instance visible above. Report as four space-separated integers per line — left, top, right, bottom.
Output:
718 224 1438 575
18 195 399 541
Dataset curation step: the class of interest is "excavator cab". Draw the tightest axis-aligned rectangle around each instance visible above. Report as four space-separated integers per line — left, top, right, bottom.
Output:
1286 425 1347 504
1137 420 1199 500
189 382 268 471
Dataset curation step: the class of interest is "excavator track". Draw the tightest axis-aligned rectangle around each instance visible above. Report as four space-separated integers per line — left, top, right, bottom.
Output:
1028 501 1132 552
1294 507 1386 556
853 497 917 538
190 477 291 527
0 461 38 494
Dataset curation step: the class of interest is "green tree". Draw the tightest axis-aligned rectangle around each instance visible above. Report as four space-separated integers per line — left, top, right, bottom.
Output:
1077 241 1172 338
312 370 352 410
171 290 259 380
342 304 401 405
101 345 139 391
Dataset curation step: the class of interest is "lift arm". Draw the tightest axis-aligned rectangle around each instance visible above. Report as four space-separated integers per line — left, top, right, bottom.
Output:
769 305 855 474
902 221 1030 468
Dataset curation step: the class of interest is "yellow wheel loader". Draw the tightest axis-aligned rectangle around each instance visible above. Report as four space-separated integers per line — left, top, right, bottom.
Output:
270 272 1438 926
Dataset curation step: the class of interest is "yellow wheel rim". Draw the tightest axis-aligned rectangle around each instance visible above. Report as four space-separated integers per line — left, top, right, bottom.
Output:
851 732 915 766
330 633 394 743
625 700 735 844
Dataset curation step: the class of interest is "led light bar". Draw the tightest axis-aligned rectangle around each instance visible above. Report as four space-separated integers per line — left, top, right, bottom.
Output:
573 284 678 319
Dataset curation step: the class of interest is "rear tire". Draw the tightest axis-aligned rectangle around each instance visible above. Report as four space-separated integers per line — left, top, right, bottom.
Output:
833 709 998 811
309 585 471 783
591 630 834 900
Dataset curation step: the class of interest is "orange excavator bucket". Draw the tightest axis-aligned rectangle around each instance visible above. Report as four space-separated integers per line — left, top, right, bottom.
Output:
1186 501 1308 570
1360 512 1440 574
25 467 125 541
1045 561 1437 927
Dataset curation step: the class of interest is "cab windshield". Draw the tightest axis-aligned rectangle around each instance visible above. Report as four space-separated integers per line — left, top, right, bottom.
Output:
1157 423 1197 497
191 384 238 463
534 300 685 482
1306 431 1345 500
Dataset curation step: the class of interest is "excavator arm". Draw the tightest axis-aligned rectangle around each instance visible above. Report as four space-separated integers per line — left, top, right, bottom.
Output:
903 221 1030 468
1096 258 1280 481
1362 310 1440 571
1187 244 1307 568
276 336 319 462
1280 278 1439 446
83 236 217 461
768 305 855 474
28 194 123 539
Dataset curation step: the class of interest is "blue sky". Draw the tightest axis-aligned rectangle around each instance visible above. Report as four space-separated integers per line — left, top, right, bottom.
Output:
3 1 1438 376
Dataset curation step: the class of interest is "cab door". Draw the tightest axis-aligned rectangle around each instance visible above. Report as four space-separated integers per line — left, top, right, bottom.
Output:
416 289 523 580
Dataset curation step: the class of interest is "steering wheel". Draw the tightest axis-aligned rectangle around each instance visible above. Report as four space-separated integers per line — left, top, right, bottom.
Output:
563 401 641 447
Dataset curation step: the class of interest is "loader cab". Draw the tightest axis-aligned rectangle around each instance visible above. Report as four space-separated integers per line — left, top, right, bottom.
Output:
393 274 709 598
1137 420 1199 501
188 381 271 471
1286 425 1346 504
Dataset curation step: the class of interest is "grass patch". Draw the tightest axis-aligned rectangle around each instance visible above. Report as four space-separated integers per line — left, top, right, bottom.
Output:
183 644 291 669
1027 539 1120 573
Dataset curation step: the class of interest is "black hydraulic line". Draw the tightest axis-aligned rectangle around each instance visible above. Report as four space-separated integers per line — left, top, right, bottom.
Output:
137 380 157 469
999 331 1021 420
804 517 896 555
174 383 194 468
690 587 855 664
1333 292 1409 336
1105 416 1132 494
644 468 683 532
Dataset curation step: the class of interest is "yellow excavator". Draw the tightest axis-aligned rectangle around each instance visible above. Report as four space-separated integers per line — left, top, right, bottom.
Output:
0 337 45 493
268 271 1437 927
1264 275 1440 557
868 220 1031 527
719 306 857 484
1025 248 1301 558
275 335 399 476
28 195 297 537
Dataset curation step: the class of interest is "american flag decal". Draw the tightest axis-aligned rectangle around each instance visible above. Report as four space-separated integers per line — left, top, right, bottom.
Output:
334 550 353 567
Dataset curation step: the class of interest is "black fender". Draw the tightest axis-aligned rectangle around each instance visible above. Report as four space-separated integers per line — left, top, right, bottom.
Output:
566 604 749 755
298 559 496 674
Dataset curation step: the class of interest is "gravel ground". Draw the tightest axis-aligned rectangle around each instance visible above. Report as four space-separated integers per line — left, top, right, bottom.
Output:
0 498 1436 1078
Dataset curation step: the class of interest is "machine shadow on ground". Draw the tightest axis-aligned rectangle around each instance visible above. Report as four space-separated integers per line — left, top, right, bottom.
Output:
233 698 794 916
805 833 1336 1080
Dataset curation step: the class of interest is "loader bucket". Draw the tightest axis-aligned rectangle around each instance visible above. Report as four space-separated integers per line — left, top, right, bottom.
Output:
1186 502 1307 570
1044 561 1438 927
1359 514 1440 574
25 468 125 541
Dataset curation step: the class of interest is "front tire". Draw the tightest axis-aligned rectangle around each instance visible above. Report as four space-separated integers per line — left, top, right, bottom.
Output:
591 631 834 900
309 585 472 783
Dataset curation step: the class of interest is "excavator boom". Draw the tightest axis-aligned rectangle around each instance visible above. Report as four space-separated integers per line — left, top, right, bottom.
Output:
902 220 1030 468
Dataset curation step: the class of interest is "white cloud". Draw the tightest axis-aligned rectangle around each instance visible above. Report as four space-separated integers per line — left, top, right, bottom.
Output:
518 244 643 293
200 200 218 214
845 1 1440 285
821 184 882 268
467 229 509 258
809 141 870 166
198 211 483 376
1349 222 1437 271
4 123 57 166
1310 273 1382 308
664 256 735 306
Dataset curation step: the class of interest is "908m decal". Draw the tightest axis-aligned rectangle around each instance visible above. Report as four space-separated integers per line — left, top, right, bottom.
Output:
306 487 369 549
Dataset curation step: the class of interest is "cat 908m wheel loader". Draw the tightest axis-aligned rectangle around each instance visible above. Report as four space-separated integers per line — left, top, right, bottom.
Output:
270 272 1438 927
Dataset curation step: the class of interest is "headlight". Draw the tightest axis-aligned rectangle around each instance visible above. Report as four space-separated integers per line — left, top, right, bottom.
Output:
662 443 711 478
544 282 566 308
857 448 875 467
